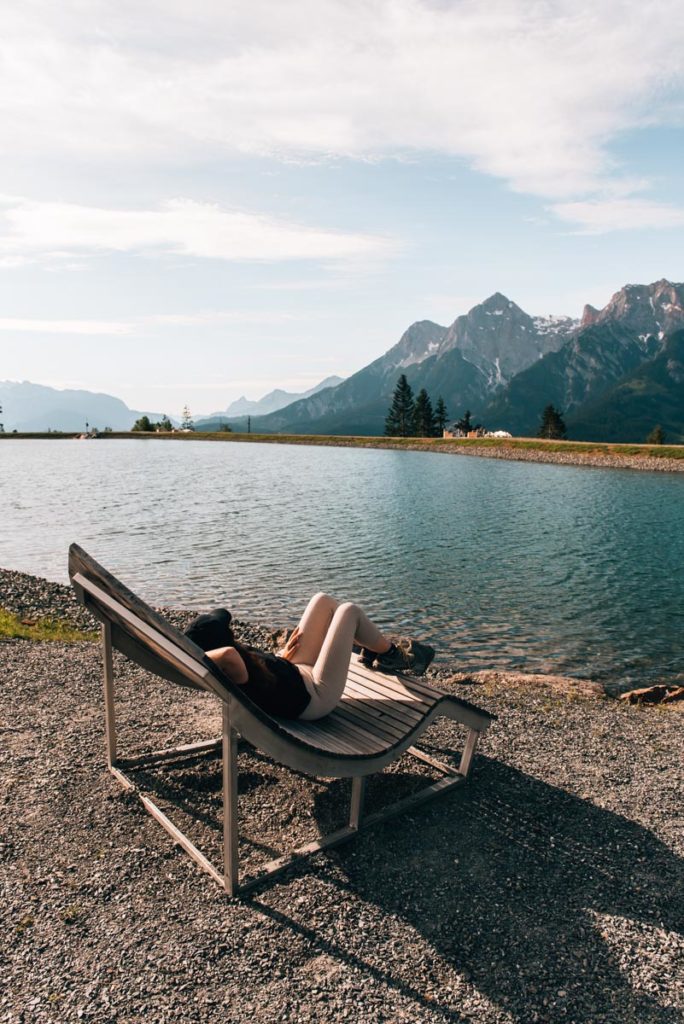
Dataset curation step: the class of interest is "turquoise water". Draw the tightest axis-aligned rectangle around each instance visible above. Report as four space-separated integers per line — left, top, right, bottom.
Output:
2 439 683 690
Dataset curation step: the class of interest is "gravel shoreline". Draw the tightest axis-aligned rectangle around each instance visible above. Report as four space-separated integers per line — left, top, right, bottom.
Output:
269 438 684 474
2 571 683 1023
5 433 684 473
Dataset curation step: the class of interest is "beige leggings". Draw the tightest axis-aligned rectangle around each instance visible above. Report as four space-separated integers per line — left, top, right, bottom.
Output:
290 592 387 721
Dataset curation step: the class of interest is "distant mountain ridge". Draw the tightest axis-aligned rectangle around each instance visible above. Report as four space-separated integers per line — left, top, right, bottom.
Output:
247 295 578 435
4 279 682 442
0 381 172 433
482 279 684 439
199 375 345 423
240 278 683 442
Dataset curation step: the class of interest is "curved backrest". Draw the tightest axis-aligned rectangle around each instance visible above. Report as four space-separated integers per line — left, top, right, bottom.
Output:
67 543 444 777
69 543 213 691
68 544 359 772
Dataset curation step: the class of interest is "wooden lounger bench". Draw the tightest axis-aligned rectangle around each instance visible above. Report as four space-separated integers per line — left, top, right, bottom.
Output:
69 543 495 896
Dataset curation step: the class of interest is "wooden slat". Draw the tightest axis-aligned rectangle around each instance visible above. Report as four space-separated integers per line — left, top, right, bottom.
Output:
294 710 387 754
350 658 443 697
343 680 428 725
342 696 424 736
279 719 366 755
334 703 408 743
345 672 429 711
346 667 436 711
325 709 398 752
320 711 389 750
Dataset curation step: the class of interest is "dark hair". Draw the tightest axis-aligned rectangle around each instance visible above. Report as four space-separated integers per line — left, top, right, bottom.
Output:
184 608 235 652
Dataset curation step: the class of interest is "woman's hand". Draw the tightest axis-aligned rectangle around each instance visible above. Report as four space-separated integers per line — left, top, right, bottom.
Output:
206 646 248 684
278 626 301 662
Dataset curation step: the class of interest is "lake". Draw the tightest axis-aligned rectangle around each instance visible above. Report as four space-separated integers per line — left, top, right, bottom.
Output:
1 438 683 691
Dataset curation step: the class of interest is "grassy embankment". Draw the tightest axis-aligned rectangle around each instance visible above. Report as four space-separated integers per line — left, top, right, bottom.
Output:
3 430 684 460
0 608 97 643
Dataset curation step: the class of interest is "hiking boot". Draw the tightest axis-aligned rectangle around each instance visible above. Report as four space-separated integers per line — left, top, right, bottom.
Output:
374 637 435 675
358 647 376 667
404 638 436 675
373 642 415 674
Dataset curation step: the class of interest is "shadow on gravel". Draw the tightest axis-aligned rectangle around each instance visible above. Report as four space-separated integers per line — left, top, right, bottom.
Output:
252 756 683 1024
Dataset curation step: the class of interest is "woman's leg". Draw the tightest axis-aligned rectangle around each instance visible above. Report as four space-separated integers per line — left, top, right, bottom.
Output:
298 601 390 721
287 592 340 667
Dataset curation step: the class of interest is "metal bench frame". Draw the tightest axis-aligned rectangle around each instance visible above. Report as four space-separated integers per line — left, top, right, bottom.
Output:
70 551 494 896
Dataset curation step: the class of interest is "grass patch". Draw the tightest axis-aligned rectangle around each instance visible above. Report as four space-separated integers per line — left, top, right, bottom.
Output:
100 431 684 457
0 608 97 643
4 431 683 459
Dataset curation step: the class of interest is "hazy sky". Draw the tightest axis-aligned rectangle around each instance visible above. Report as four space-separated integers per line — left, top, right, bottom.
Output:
1 0 683 415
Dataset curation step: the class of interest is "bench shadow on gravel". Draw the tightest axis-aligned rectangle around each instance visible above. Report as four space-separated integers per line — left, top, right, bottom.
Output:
251 755 684 1024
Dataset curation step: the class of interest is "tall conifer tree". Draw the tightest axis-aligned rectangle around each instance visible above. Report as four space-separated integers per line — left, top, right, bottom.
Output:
385 375 415 437
413 388 436 437
434 396 448 435
538 404 567 439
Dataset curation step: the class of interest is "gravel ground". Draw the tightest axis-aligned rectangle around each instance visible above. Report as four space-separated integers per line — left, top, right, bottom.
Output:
1 572 683 1024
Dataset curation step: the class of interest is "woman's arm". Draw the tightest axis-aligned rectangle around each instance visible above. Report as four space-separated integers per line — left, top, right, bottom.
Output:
205 645 249 685
277 626 301 661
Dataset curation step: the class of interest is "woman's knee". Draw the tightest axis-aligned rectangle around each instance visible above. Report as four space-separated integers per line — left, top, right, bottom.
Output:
335 601 361 623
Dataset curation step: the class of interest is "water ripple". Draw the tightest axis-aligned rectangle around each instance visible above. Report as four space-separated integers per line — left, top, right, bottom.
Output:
2 439 684 691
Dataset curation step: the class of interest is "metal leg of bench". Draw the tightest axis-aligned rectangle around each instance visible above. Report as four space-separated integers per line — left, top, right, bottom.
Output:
102 622 117 769
458 728 480 778
350 776 366 829
222 705 240 896
98 629 480 896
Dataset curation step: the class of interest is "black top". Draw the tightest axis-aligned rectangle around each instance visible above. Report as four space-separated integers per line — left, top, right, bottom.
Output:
233 644 311 719
185 607 311 719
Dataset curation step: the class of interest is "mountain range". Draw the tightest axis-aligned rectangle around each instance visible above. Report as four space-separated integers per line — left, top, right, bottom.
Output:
0 381 173 433
3 280 682 442
0 375 344 433
240 279 684 442
195 375 344 427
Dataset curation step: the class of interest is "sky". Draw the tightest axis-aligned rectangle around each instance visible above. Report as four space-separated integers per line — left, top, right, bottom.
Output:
1 0 683 416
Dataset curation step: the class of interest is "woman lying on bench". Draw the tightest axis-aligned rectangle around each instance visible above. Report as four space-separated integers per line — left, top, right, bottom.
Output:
185 593 434 722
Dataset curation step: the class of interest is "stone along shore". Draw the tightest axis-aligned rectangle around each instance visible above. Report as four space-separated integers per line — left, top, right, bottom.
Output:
1 568 683 1024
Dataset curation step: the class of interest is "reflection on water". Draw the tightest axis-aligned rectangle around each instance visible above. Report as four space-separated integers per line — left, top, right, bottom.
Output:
1 439 683 690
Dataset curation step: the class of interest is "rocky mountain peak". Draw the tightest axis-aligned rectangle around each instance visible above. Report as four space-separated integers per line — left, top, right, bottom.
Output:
588 279 684 340
479 292 518 314
438 293 571 385
386 319 447 370
581 304 600 328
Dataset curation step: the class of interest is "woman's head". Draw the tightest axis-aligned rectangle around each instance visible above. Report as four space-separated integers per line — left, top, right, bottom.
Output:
184 608 235 651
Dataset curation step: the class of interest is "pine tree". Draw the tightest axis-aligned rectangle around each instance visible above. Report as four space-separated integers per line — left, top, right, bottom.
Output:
132 415 153 432
181 405 195 431
385 375 415 437
413 388 436 437
456 410 478 435
434 396 448 435
646 424 665 445
538 404 567 439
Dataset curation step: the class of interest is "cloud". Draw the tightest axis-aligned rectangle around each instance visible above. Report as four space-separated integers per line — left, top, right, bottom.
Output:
145 310 310 326
0 309 320 335
0 196 395 263
551 198 684 234
0 317 132 334
1 0 683 207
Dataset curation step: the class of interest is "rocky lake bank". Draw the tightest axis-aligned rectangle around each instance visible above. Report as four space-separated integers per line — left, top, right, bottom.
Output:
2 567 683 1022
4 431 684 473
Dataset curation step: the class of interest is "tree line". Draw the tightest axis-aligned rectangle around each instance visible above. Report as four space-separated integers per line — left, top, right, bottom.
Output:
384 375 448 437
